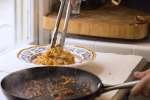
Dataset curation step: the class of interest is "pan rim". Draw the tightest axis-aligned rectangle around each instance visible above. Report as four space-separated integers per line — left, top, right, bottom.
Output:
1 66 102 100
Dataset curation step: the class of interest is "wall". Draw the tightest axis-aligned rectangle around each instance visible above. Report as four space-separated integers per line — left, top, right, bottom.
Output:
122 0 150 13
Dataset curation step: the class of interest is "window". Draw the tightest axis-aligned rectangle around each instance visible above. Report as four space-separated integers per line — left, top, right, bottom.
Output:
15 0 35 44
0 0 37 53
0 0 50 53
0 0 15 52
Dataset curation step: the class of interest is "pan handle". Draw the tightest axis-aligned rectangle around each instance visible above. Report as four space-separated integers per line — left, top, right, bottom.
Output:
101 80 140 93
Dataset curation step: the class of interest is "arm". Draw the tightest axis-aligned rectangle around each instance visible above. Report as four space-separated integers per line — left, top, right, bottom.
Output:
70 0 76 7
59 0 76 7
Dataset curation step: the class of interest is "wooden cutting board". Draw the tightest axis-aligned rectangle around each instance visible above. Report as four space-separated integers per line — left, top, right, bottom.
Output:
43 6 150 40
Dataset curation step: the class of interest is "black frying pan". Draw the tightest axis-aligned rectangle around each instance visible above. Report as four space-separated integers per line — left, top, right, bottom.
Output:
1 67 139 100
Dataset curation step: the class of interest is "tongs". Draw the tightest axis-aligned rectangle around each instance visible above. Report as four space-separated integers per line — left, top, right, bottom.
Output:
50 0 71 48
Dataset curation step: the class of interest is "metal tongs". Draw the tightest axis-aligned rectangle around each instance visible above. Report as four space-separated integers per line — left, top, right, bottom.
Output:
50 0 71 48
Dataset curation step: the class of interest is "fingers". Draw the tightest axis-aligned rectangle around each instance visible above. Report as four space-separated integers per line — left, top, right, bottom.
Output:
144 86 150 96
59 0 75 5
134 69 150 79
71 0 76 8
131 74 150 96
134 72 146 79
55 97 62 100
70 0 76 7
131 79 146 96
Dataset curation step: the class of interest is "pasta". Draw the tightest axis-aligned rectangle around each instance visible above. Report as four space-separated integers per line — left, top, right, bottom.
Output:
32 47 75 65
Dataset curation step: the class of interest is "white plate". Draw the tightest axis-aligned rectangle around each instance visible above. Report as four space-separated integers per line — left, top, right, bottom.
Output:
17 45 96 67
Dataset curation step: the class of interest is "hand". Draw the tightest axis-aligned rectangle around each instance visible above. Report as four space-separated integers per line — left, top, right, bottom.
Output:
59 0 76 7
70 0 76 7
131 69 150 96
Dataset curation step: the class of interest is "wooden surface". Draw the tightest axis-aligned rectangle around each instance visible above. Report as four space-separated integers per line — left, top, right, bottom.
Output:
43 6 150 40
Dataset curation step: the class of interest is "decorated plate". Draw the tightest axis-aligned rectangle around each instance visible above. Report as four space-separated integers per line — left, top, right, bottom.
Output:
17 45 96 67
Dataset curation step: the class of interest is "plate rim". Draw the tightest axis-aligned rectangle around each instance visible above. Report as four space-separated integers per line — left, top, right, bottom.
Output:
17 45 96 66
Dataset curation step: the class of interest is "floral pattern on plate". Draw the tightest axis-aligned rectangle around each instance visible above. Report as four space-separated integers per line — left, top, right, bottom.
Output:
17 45 96 66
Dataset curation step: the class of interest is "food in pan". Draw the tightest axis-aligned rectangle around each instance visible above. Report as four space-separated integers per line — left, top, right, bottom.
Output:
32 47 75 65
18 75 91 99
